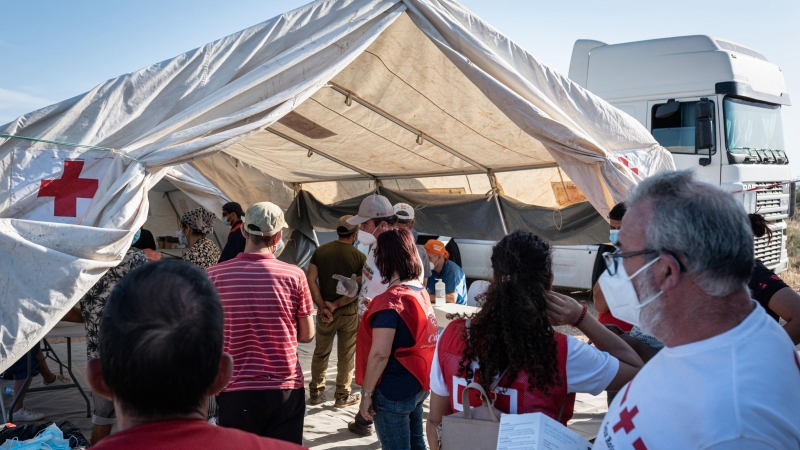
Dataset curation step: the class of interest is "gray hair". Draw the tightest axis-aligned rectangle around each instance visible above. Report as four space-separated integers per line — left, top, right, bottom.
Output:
626 170 753 297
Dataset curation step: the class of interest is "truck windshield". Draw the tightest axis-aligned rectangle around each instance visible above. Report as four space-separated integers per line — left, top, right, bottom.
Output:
724 97 784 153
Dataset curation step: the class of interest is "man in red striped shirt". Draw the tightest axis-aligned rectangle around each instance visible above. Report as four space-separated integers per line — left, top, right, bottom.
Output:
207 202 315 445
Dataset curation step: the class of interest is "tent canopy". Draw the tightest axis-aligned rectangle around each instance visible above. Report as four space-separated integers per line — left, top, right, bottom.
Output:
0 0 673 370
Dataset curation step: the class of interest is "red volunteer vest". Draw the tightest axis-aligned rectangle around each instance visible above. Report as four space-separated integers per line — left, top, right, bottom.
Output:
229 222 242 234
356 285 439 391
437 318 575 425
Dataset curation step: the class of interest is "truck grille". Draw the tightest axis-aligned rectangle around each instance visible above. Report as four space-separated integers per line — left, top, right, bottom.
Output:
753 182 788 269
754 233 782 267
755 182 789 220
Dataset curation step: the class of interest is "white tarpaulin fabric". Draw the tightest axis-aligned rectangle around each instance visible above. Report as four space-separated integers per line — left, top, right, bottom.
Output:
164 164 230 218
0 0 672 370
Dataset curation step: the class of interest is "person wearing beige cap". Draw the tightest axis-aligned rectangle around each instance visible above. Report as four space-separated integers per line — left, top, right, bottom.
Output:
206 202 315 445
346 195 426 436
394 202 432 284
305 215 367 408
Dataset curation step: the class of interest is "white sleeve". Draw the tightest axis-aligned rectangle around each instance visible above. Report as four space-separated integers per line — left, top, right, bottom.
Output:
429 338 449 397
565 335 619 395
705 439 781 450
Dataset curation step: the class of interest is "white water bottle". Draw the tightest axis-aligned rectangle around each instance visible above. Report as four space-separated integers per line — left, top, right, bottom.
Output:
435 278 446 306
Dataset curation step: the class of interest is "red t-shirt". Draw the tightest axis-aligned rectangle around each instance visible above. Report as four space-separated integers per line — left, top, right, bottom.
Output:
207 252 314 391
91 420 307 450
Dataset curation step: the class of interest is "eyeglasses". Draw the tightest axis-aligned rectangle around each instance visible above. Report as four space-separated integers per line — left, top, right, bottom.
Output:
603 248 688 276
602 249 658 276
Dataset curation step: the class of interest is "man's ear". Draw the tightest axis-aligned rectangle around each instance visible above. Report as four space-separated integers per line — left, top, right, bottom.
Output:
271 230 282 247
240 226 248 239
208 353 233 397
86 358 114 401
548 273 554 291
657 253 683 293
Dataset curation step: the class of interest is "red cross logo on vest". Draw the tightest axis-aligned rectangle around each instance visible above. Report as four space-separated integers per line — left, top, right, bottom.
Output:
37 160 99 217
618 156 639 175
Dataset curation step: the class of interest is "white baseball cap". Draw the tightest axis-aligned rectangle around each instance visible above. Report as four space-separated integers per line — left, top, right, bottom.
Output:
347 194 395 225
243 202 287 236
393 203 415 220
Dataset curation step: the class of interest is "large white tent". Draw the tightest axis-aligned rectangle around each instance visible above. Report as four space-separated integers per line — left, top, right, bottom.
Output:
0 0 673 370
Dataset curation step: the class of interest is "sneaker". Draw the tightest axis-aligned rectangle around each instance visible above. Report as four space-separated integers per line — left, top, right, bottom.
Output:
334 393 360 408
308 393 326 405
348 420 374 436
41 374 72 387
12 407 45 422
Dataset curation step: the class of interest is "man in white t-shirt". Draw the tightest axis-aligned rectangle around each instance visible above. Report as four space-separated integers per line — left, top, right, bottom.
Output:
594 170 800 449
345 194 425 435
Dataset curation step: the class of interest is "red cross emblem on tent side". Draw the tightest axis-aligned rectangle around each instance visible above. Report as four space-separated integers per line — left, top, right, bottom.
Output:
618 156 639 175
37 160 100 217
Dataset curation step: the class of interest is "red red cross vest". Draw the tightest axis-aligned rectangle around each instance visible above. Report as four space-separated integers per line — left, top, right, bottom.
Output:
356 284 439 391
437 318 575 425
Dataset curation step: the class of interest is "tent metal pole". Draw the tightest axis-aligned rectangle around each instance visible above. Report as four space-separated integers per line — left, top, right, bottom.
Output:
328 83 488 172
266 128 376 180
488 173 509 235
283 163 561 184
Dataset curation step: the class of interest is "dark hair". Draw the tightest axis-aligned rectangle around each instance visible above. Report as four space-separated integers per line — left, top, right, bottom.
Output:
244 225 275 246
374 227 422 284
337 230 356 238
459 231 561 396
132 229 157 251
608 202 626 221
222 202 245 218
100 260 223 418
749 213 772 243
370 216 397 227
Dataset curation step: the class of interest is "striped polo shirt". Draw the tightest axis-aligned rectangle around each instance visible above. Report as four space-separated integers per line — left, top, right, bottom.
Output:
207 252 313 391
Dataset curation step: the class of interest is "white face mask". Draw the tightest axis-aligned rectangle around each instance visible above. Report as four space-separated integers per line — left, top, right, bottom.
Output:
358 228 378 246
598 256 663 327
429 261 436 270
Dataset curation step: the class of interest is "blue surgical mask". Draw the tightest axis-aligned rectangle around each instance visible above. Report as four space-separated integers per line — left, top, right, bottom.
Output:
132 230 141 245
609 230 619 247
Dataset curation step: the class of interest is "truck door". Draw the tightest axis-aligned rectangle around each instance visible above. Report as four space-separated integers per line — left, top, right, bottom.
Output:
647 98 721 185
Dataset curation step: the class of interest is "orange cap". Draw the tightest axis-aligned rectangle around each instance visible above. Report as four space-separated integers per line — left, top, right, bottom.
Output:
423 240 449 259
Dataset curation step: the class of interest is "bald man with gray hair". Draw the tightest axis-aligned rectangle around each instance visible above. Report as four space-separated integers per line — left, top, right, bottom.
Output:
594 170 800 450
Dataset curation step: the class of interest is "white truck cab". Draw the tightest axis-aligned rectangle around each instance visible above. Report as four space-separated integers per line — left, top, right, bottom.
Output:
454 36 793 290
568 35 793 274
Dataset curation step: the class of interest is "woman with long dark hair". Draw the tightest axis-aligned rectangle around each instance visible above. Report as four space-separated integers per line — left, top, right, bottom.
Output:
748 213 800 344
426 231 643 449
355 227 439 450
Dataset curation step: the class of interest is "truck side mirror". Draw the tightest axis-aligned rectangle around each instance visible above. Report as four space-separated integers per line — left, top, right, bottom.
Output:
696 98 714 166
655 100 680 118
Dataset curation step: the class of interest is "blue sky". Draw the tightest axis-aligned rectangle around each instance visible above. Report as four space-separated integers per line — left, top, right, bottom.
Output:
1 0 798 172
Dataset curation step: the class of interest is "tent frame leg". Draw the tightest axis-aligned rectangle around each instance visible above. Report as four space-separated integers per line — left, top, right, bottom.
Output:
488 173 509 236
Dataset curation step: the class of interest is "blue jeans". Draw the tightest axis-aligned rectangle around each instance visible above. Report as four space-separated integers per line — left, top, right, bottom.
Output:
372 389 429 450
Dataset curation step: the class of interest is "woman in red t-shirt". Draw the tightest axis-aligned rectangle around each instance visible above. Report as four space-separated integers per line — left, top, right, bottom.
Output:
426 231 643 450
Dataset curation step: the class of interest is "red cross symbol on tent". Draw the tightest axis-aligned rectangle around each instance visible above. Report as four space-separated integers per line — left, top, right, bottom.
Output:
618 156 639 175
37 160 99 217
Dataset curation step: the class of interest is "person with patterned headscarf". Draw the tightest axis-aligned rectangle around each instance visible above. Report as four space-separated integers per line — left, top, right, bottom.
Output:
180 207 221 270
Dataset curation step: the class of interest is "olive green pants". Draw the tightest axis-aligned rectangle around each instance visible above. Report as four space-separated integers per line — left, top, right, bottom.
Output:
309 304 359 399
